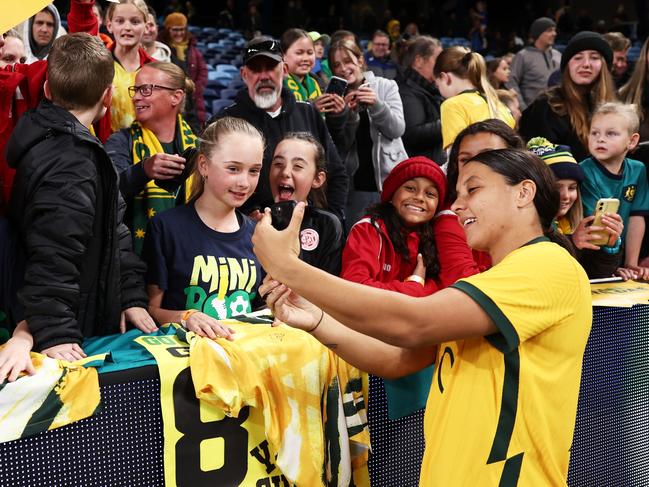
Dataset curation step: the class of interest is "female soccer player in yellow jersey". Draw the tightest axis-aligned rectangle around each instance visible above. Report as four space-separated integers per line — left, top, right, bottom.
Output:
253 148 592 486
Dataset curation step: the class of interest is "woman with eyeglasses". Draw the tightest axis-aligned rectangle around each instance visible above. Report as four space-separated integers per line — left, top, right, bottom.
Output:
106 61 198 254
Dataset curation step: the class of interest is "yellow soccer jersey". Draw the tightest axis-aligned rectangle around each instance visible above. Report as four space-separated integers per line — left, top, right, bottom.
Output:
110 62 137 132
0 352 101 443
421 238 592 486
441 91 515 149
189 321 371 487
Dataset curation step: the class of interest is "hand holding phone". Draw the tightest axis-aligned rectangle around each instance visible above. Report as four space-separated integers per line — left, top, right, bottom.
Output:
270 200 297 231
154 147 197 194
590 198 620 246
325 76 348 97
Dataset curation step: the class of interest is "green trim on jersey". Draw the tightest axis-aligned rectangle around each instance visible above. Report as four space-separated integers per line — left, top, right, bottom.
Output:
451 280 520 352
451 280 523 484
487 349 520 463
499 452 524 486
523 236 550 246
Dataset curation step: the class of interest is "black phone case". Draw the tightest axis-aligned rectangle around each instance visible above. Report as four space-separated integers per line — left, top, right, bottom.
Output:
270 200 297 230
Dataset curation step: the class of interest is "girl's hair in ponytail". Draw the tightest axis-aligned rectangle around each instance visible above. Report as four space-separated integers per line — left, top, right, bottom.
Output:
277 132 328 208
468 149 576 256
433 47 503 120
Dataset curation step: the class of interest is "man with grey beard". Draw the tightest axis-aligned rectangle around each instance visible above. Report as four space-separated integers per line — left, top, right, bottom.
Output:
209 36 348 219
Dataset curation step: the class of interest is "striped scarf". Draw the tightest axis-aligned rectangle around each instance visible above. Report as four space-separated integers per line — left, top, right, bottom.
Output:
130 115 196 254
285 73 322 102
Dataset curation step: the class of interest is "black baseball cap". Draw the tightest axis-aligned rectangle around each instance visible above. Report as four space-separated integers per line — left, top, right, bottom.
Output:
243 36 283 65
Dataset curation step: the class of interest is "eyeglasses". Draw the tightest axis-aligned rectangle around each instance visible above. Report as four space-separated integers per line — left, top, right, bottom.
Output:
128 84 182 98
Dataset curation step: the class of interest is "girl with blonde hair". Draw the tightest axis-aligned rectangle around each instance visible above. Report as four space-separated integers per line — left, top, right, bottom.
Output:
143 117 265 338
433 46 515 150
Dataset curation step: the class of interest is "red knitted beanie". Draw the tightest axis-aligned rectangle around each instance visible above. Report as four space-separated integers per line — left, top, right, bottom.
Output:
381 156 447 205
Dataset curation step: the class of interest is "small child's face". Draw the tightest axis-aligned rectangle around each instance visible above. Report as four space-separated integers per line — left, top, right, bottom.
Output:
108 4 146 48
270 139 324 203
314 40 325 59
199 132 263 209
556 179 578 218
390 177 439 227
588 113 639 165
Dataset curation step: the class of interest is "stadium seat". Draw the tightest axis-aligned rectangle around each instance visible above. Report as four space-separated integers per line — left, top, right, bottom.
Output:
212 99 233 114
206 79 227 90
628 47 642 63
228 78 244 89
216 64 239 75
208 72 233 84
220 88 238 100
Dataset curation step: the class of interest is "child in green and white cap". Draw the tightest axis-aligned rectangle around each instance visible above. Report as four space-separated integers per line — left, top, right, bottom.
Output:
528 136 626 279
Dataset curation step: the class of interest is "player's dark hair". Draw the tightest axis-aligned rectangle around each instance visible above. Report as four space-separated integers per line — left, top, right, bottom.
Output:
469 149 575 255
365 202 440 279
447 119 524 204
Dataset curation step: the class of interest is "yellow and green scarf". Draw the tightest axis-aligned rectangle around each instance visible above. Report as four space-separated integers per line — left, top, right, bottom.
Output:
285 73 322 102
130 114 196 254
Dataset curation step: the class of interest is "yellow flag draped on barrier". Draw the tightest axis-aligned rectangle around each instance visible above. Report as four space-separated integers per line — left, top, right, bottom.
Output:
1 0 53 35
591 280 649 307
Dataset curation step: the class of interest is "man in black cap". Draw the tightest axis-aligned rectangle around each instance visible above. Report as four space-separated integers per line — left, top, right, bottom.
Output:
209 36 348 220
507 17 562 110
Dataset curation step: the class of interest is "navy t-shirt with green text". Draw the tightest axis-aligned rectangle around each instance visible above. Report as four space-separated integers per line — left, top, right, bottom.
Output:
142 202 263 318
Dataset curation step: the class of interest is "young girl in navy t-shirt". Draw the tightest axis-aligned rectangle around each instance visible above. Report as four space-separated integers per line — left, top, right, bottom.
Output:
143 117 265 339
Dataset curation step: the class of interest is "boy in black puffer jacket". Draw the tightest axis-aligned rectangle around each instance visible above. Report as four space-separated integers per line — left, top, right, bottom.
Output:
6 33 155 363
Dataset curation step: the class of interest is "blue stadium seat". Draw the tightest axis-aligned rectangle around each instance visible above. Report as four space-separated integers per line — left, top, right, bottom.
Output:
212 99 234 114
628 47 642 62
220 88 239 99
207 71 233 83
216 64 239 74
207 78 228 88
228 78 244 89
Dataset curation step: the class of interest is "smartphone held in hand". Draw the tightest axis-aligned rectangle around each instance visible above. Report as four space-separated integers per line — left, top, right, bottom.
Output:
590 198 620 246
270 200 297 231
325 76 348 97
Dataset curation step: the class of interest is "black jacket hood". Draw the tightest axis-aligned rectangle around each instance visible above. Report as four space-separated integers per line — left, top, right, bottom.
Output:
6 99 99 170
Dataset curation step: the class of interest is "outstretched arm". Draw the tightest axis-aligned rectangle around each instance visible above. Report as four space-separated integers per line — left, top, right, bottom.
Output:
260 277 437 378
253 203 496 349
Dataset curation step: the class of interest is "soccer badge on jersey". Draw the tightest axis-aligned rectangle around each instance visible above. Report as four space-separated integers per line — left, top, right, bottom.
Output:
623 184 637 202
300 228 320 251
